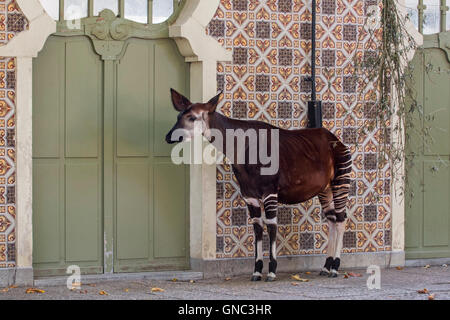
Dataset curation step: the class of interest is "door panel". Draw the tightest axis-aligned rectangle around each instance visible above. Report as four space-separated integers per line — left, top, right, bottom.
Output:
154 40 190 157
154 163 188 259
32 162 60 264
65 162 102 262
423 160 450 247
116 41 150 157
33 36 104 276
33 35 189 275
116 162 150 260
406 35 450 259
114 38 189 272
65 41 100 158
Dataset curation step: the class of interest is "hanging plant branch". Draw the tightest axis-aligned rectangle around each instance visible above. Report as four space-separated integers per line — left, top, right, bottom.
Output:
350 0 423 199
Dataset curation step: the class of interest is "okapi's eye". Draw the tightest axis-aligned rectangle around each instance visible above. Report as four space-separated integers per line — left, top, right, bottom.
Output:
189 116 196 122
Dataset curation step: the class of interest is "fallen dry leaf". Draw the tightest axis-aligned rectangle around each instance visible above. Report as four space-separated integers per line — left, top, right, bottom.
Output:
305 271 311 275
68 282 81 290
347 272 362 277
225 277 231 281
151 287 165 293
87 283 96 287
344 274 349 279
189 280 195 283
428 294 435 300
25 288 46 294
124 289 129 293
99 290 108 295
424 265 430 269
172 278 177 282
417 288 429 294
291 282 299 286
291 274 309 282
9 285 18 289
1 287 9 293
396 266 404 270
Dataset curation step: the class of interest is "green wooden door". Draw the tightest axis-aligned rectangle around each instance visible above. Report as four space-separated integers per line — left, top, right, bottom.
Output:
114 38 190 272
32 35 189 276
405 32 450 259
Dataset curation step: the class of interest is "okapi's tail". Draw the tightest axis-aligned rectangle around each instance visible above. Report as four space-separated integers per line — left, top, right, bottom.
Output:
329 136 352 222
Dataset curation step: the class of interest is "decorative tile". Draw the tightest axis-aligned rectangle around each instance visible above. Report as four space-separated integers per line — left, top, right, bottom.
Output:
278 0 292 13
300 23 312 39
300 76 312 92
343 76 356 93
232 208 247 226
364 205 378 222
255 75 270 92
256 21 271 39
322 0 336 15
277 207 292 225
322 102 335 119
278 102 292 119
233 47 248 65
232 101 248 118
279 48 293 66
343 127 357 144
322 50 335 67
343 24 357 42
209 19 225 37
217 236 224 252
233 0 247 11
364 153 377 171
299 233 314 250
343 231 356 248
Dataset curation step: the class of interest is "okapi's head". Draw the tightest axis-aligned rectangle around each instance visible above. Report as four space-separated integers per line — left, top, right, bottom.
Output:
165 89 222 144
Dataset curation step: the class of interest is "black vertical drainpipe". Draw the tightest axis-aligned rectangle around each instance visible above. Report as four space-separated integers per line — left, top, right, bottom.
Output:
307 0 322 128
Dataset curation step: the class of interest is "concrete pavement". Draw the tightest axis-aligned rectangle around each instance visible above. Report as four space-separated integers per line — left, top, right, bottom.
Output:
0 266 449 300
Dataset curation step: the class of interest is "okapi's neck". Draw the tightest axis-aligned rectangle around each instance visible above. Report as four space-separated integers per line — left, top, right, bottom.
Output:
207 112 236 136
206 112 247 160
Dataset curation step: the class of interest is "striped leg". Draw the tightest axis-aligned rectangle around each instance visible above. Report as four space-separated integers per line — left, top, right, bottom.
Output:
329 146 352 277
263 194 278 282
248 205 263 281
318 187 336 276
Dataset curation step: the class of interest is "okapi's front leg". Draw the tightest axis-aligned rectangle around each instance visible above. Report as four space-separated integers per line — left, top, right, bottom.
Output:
263 194 278 282
248 205 264 281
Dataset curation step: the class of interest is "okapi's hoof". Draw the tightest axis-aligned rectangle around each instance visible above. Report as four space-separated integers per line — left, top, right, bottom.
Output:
319 270 330 276
328 271 338 278
251 275 262 281
265 272 276 282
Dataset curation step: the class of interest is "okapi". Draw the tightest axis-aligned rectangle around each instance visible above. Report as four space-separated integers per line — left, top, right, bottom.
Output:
166 89 352 281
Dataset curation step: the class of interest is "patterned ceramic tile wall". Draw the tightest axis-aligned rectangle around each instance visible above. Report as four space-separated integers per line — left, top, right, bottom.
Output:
0 1 28 268
0 0 29 45
0 56 17 268
208 0 391 259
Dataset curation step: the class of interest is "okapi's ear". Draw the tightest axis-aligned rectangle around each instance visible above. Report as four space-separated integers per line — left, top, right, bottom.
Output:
170 88 192 112
206 91 223 114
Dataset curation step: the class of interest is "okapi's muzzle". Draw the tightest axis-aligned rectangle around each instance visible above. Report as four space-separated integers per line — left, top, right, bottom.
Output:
165 129 183 144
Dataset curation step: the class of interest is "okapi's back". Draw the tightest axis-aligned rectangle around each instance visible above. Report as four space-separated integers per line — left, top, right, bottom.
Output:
276 127 351 204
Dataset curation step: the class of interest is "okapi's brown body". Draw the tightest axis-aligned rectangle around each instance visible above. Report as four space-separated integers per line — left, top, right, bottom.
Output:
166 89 352 281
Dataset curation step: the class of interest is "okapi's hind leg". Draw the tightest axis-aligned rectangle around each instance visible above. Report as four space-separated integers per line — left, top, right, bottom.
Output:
248 205 263 281
328 145 352 277
263 194 278 282
318 187 336 276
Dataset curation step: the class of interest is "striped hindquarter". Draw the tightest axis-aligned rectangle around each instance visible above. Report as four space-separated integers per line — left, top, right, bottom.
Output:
318 141 352 277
